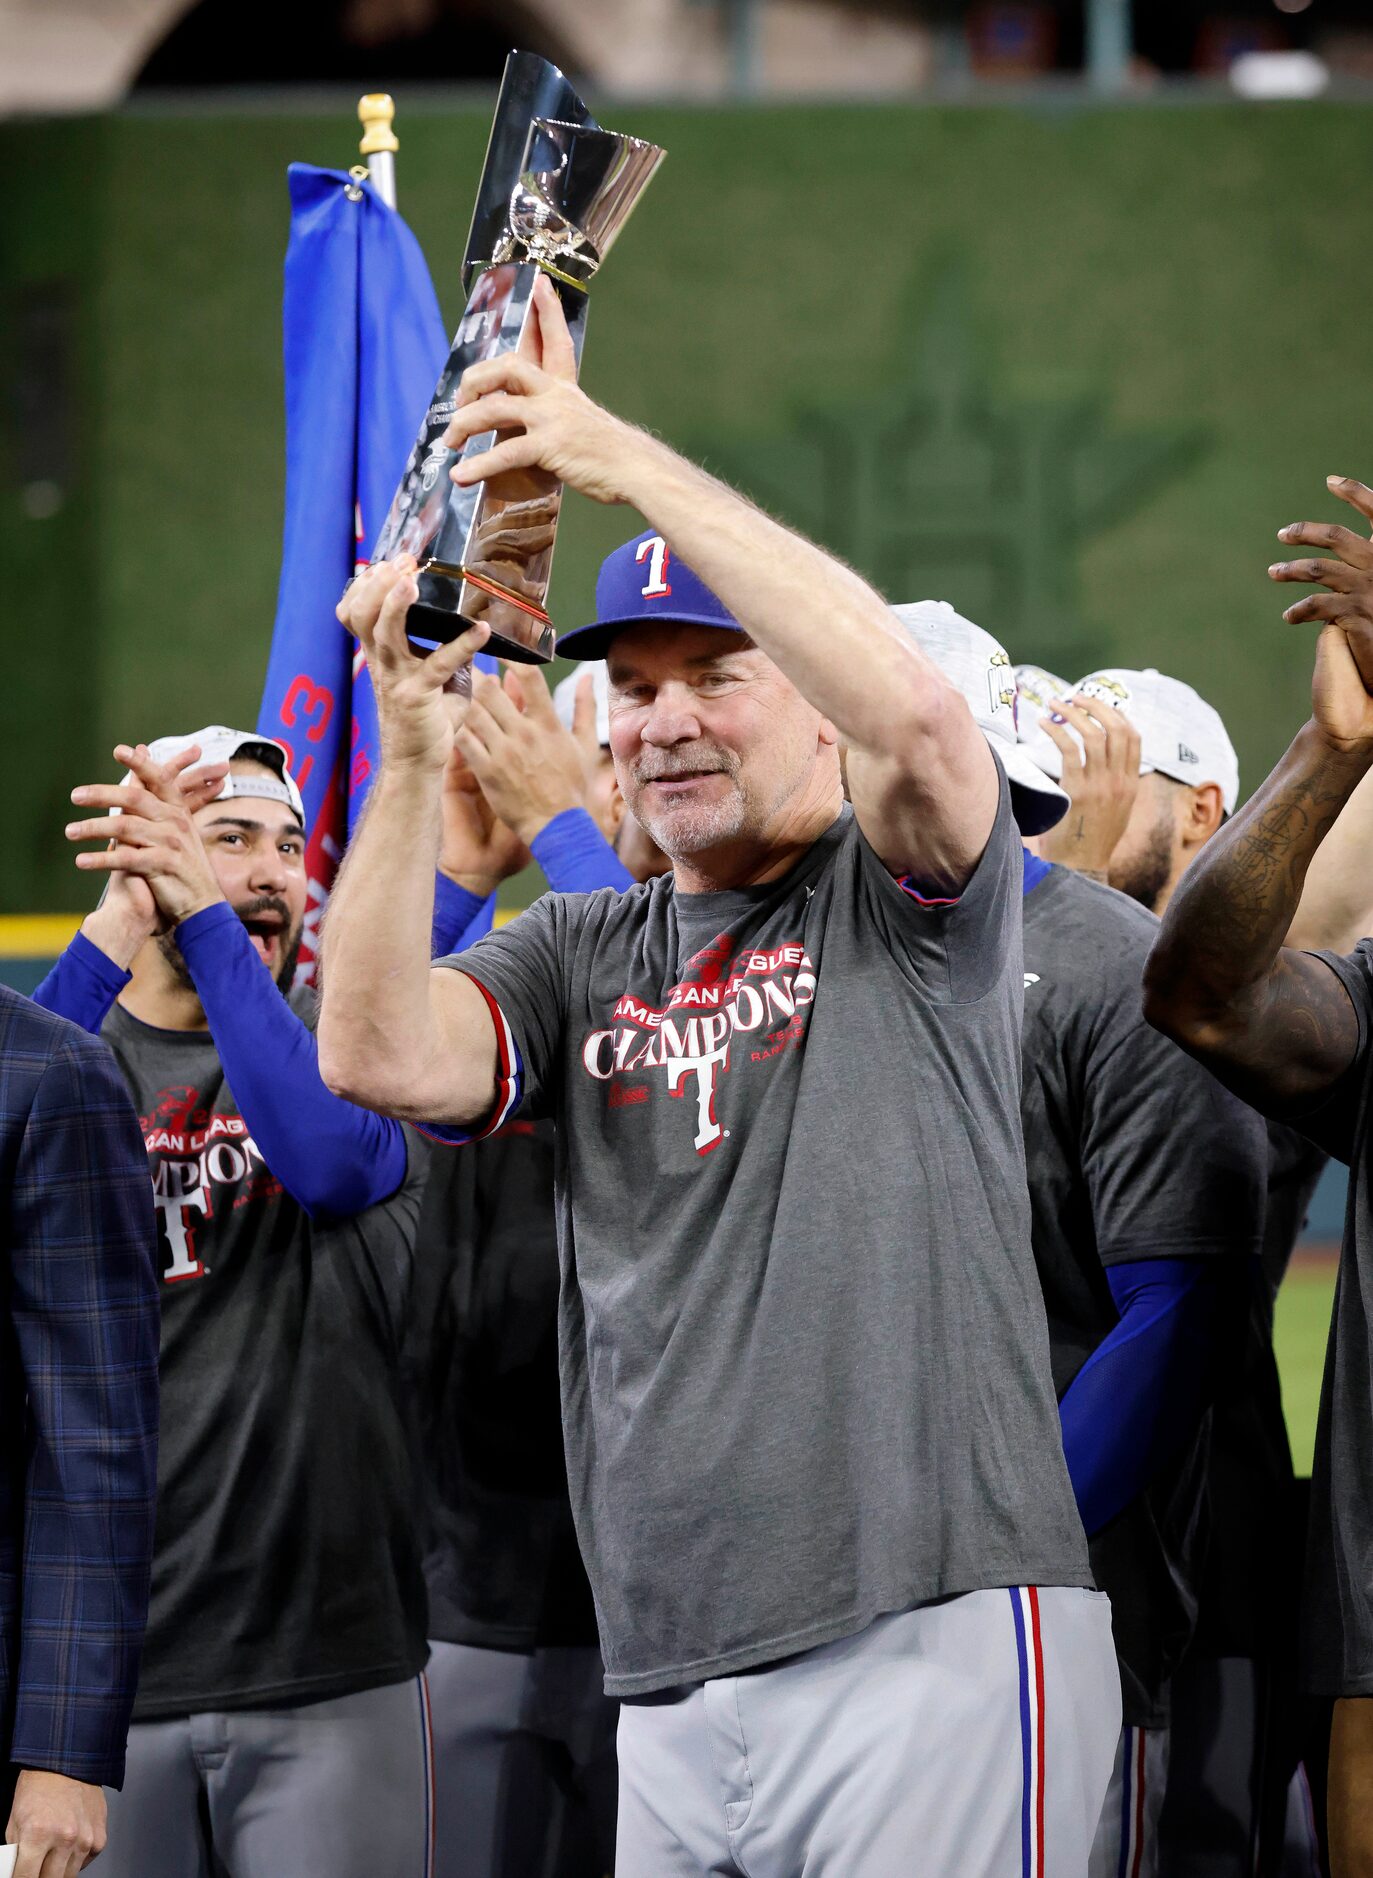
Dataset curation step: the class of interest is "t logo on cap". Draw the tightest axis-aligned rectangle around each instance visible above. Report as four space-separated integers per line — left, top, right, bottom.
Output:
636 536 673 598
556 528 744 661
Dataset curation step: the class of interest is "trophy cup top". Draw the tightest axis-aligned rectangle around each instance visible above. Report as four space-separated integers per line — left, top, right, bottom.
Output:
498 119 667 285
463 50 664 290
379 49 667 665
463 50 599 292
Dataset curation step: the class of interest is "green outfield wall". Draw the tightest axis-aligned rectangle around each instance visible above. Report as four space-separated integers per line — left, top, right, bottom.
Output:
3 95 1371 911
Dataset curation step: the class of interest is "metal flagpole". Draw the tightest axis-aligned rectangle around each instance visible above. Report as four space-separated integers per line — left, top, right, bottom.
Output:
357 93 398 208
1086 0 1131 93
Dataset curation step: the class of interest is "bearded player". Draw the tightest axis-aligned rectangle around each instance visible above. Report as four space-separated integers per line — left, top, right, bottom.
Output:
38 729 439 1878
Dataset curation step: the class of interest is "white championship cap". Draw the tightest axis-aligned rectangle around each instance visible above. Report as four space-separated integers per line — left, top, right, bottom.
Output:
126 726 305 822
891 602 1070 836
552 662 611 747
1069 668 1239 815
1013 662 1074 783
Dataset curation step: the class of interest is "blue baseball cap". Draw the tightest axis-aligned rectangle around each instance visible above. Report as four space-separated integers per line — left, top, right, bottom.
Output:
557 529 745 661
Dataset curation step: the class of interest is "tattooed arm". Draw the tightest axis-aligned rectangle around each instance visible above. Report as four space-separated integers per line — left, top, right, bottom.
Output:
1143 474 1373 1107
1143 722 1365 1106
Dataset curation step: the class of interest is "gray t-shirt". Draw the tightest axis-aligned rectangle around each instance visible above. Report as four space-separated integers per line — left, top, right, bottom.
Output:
435 780 1091 1696
1283 942 1373 1693
1020 862 1267 1725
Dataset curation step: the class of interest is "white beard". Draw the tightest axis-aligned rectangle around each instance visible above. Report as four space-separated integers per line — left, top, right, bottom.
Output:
634 779 750 859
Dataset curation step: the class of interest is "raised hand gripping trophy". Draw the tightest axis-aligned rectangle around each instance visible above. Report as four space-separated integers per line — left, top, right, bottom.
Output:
368 52 665 661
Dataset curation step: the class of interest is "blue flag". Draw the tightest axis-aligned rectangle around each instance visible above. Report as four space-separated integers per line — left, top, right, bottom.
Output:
259 163 447 978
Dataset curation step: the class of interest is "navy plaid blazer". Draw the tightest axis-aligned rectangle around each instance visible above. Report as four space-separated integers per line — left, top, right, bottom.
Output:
0 987 159 1788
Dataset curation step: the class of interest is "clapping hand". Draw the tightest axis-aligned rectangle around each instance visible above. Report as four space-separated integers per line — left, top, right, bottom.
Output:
67 744 229 968
1036 696 1142 880
1271 475 1373 753
438 746 531 895
455 665 592 848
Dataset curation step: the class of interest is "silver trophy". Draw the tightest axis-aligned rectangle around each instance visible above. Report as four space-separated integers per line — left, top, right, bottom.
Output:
369 52 665 661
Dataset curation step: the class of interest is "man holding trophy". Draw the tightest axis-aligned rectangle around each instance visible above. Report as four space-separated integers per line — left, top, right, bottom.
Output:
318 271 1119 1872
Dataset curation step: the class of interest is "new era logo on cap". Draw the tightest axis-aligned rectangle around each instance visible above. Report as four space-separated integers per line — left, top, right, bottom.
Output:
1073 667 1239 814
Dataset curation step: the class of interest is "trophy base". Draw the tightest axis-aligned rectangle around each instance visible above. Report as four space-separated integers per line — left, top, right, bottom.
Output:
406 561 558 664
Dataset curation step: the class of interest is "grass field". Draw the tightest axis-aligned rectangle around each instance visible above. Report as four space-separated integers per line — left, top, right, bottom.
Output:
1276 1254 1337 1477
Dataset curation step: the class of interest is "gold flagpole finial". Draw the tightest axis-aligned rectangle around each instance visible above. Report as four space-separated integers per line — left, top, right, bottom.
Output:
358 94 398 156
356 94 399 209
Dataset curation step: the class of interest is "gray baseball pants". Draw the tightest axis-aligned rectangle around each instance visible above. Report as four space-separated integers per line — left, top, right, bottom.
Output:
426 1639 618 1878
1090 1726 1170 1878
100 1675 433 1878
615 1586 1119 1878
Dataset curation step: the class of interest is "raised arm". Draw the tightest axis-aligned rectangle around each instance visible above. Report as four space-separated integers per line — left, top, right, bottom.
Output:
317 566 508 1125
444 279 998 892
1143 475 1373 1106
1276 476 1373 959
1284 764 1373 955
429 737 534 955
39 746 228 1033
62 745 414 1215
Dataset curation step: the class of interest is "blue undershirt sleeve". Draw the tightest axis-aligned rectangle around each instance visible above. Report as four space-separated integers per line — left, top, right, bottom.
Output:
530 808 633 895
429 809 626 965
31 930 130 1035
175 902 408 1219
1058 1255 1241 1538
432 873 496 957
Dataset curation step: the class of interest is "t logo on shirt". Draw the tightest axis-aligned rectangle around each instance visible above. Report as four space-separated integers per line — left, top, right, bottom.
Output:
580 942 817 1154
140 1092 275 1284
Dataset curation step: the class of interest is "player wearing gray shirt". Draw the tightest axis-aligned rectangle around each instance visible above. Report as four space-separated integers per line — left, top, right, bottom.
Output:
435 784 1083 1695
319 277 1118 1877
1021 863 1266 1703
906 602 1268 1878
1022 861 1267 1877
